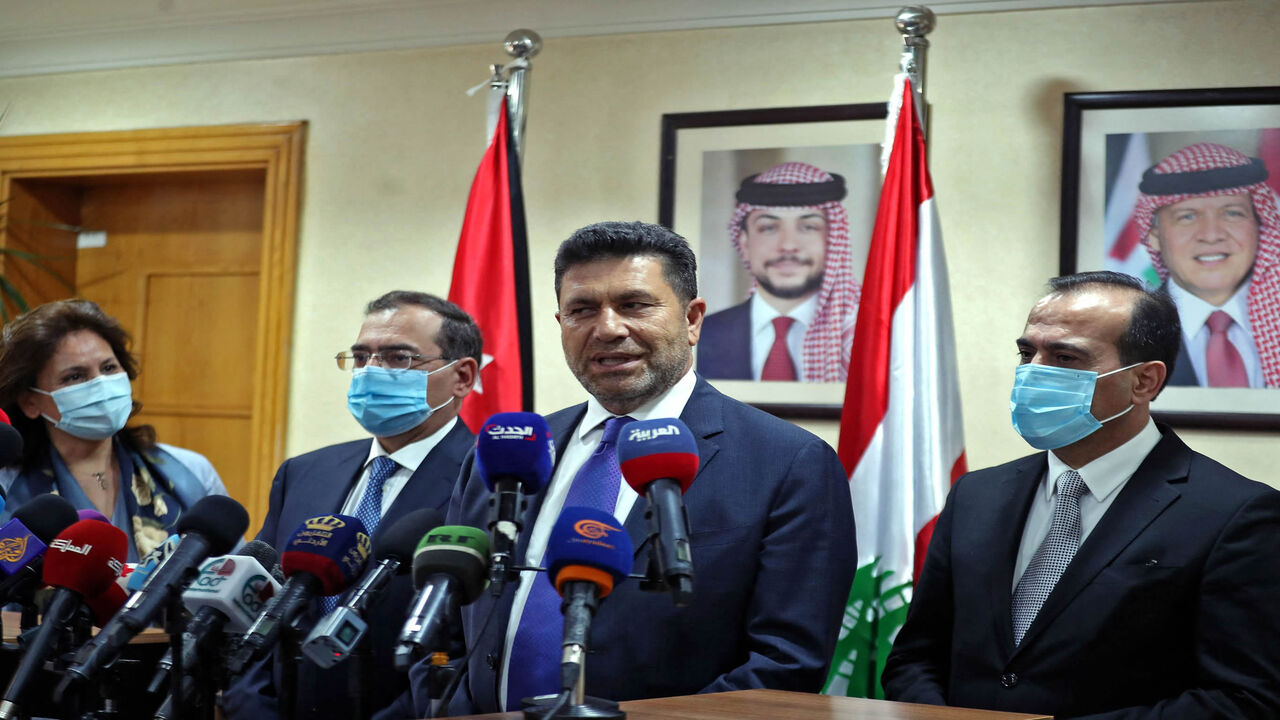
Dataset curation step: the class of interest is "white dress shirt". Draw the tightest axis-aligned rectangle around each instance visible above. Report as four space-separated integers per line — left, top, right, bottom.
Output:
339 417 459 517
498 369 698 708
1168 280 1262 387
749 292 817 380
1012 418 1161 590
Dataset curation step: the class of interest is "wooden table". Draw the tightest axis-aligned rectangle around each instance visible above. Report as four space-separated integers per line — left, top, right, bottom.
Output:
440 688 1052 719
2 609 169 643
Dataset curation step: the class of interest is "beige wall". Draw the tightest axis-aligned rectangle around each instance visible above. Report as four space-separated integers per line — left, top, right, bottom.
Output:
1 0 1276 489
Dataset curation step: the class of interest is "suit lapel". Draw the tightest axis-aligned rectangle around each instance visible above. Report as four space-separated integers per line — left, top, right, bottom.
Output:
620 379 724 549
989 454 1045 657
313 442 370 521
1011 427 1189 655
383 421 476 528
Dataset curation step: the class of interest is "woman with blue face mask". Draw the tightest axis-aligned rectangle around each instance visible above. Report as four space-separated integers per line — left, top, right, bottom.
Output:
0 299 229 562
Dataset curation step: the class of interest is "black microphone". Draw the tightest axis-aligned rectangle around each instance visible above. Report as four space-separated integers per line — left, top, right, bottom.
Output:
393 525 489 671
301 508 443 668
617 418 699 606
0 519 127 720
0 494 81 605
475 412 554 595
0 408 24 470
57 495 249 697
226 514 370 676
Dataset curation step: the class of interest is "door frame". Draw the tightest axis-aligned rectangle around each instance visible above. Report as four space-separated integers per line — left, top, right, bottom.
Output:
0 122 306 527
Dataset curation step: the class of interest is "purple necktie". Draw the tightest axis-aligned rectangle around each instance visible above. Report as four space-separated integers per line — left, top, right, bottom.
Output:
1205 311 1249 387
505 416 632 710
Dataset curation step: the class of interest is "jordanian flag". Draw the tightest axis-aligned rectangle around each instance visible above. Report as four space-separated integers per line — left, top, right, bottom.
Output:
825 75 967 698
448 97 535 430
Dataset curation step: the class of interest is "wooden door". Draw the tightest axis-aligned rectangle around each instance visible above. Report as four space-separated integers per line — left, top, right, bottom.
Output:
0 124 305 534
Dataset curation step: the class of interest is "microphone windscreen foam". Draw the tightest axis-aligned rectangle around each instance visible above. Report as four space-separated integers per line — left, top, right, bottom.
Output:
86 582 128 627
238 539 280 579
77 509 111 524
617 418 699 494
14 494 80 544
544 506 634 598
280 515 370 595
412 526 489 603
43 519 127 597
0 422 23 469
476 412 554 493
372 508 445 568
176 495 249 554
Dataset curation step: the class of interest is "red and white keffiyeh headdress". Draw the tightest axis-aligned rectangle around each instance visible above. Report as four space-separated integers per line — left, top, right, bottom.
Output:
728 161 861 383
1134 142 1280 388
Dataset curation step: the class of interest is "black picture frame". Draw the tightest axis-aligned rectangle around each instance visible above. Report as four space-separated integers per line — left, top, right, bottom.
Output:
1060 86 1280 430
659 103 887 419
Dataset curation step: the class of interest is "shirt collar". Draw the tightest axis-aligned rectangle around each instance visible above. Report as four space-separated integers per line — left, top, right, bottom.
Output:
1168 278 1252 336
365 416 458 472
576 368 698 441
748 292 818 336
1045 417 1161 502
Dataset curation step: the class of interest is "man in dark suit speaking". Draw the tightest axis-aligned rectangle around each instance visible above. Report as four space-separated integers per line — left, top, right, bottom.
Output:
223 290 480 719
389 221 856 716
882 271 1280 718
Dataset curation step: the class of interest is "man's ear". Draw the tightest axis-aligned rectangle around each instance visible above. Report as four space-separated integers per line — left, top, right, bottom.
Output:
1132 360 1167 404
686 297 707 346
452 357 479 397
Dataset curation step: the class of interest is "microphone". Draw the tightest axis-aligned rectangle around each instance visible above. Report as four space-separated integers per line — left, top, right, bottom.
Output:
0 408 24 469
393 525 489 671
0 519 127 720
617 417 699 606
86 582 129 627
476 412 554 594
544 506 634 695
126 533 182 593
58 495 249 694
76 509 111 524
0 494 80 602
302 508 443 669
226 514 370 675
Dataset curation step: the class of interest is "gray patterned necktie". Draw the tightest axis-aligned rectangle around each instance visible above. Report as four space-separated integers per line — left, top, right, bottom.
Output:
1012 469 1089 645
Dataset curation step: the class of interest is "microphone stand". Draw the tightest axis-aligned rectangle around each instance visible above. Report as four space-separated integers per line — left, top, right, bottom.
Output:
164 594 187 720
280 625 302 720
350 634 372 720
521 588 623 720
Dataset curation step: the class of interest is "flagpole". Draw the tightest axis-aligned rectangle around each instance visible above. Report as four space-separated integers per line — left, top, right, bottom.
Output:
502 29 542 162
895 6 935 129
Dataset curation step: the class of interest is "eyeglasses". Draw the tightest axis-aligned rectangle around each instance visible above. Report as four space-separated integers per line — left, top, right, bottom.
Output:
334 351 447 371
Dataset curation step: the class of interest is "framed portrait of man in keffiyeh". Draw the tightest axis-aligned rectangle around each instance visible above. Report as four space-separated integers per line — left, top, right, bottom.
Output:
659 103 887 418
1061 86 1280 429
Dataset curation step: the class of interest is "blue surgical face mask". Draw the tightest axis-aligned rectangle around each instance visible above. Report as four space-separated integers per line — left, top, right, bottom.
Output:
347 361 457 437
1009 362 1140 450
31 372 134 441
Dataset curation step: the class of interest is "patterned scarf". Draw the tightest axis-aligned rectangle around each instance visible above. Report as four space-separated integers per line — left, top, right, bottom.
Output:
1133 142 1280 389
728 162 862 382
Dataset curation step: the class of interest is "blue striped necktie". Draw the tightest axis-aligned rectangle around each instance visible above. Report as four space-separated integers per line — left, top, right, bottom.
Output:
321 455 399 616
504 416 632 710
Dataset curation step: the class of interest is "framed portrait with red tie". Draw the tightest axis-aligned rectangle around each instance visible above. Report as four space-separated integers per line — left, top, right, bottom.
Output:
1061 86 1280 429
659 102 886 419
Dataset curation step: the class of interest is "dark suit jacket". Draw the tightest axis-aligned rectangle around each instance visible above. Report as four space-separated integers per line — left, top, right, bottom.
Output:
1166 340 1198 387
426 377 855 715
882 424 1280 719
222 420 475 720
697 301 753 379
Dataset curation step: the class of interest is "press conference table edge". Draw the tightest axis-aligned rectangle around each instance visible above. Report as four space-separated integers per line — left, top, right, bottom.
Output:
433 688 1053 720
1 609 169 644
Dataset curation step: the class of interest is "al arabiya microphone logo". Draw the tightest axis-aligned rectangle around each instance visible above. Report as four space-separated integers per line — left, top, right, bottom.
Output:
626 423 682 443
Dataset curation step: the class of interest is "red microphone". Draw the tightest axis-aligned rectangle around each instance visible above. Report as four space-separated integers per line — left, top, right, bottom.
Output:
0 407 23 469
86 582 129 628
0 520 126 719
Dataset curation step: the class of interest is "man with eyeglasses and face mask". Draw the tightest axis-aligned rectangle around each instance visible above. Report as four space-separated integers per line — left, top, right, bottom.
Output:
882 271 1280 718
222 290 480 720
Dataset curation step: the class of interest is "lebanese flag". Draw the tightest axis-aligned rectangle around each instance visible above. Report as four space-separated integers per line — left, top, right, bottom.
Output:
825 75 966 698
448 97 534 430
